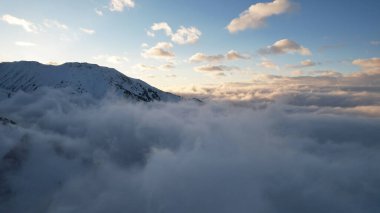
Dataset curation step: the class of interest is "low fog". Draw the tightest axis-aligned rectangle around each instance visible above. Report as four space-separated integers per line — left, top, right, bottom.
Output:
1 87 380 213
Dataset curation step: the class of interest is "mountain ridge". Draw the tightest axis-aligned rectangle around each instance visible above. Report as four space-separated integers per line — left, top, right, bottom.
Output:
0 61 181 102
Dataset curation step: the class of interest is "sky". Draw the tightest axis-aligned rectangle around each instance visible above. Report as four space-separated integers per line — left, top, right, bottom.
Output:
1 0 380 91
1 1 380 212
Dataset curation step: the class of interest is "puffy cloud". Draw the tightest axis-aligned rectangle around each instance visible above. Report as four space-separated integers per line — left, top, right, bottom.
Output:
95 8 104 16
149 22 202 45
109 0 135 12
194 65 240 75
189 50 250 63
227 0 294 33
142 42 175 60
0 88 380 213
151 22 173 36
80 28 95 35
14 41 37 47
259 59 279 70
171 26 202 45
353 58 380 73
299 59 316 67
288 59 317 69
226 50 250 60
1 14 38 33
189 53 225 63
43 19 68 30
94 54 129 64
259 39 312 56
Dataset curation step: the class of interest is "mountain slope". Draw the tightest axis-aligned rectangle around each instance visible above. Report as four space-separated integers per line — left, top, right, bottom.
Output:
0 61 181 102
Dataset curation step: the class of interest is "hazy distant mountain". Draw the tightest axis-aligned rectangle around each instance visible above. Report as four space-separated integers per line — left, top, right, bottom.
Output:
0 61 181 102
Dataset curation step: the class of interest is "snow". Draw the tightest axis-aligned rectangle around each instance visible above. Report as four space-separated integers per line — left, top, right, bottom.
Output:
0 61 181 102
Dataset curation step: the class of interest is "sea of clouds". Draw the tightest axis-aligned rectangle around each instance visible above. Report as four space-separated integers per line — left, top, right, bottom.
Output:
0 84 380 213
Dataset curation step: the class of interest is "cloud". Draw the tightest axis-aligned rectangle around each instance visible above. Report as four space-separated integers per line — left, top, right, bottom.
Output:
1 14 38 33
189 50 250 63
178 65 380 105
159 62 175 71
149 22 202 45
95 8 104 16
353 58 380 72
151 22 173 36
0 87 379 213
226 50 250 60
370 41 380 46
94 54 129 64
259 39 312 55
189 53 225 63
43 19 68 30
80 28 96 35
194 65 240 75
109 0 135 12
287 59 317 69
227 0 294 33
142 42 175 60
171 26 202 45
14 41 37 47
259 59 279 70
134 62 174 71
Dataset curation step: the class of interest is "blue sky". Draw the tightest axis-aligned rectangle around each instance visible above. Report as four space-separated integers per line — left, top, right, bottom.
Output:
1 0 380 90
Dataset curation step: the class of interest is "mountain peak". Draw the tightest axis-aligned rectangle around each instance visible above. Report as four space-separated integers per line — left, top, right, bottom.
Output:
0 61 181 102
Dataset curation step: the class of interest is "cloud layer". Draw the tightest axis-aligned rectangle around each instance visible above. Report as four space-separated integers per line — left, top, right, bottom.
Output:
0 86 379 213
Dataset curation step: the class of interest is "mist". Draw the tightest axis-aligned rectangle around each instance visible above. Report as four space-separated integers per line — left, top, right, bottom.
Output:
0 88 380 213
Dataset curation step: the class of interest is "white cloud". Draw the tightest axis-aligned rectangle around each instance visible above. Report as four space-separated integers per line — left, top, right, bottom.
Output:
370 41 380 46
1 14 38 33
189 53 224 63
94 54 129 64
227 0 294 33
259 59 279 70
352 58 380 74
194 65 240 73
109 0 135 12
259 39 312 55
14 41 37 47
171 26 201 45
43 19 68 30
149 22 202 45
95 8 104 16
142 42 175 60
151 22 173 36
288 59 317 69
189 50 250 63
80 28 95 35
2 88 380 212
226 50 250 60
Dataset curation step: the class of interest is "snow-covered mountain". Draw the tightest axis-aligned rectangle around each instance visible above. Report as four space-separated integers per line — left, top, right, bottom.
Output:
0 61 181 102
